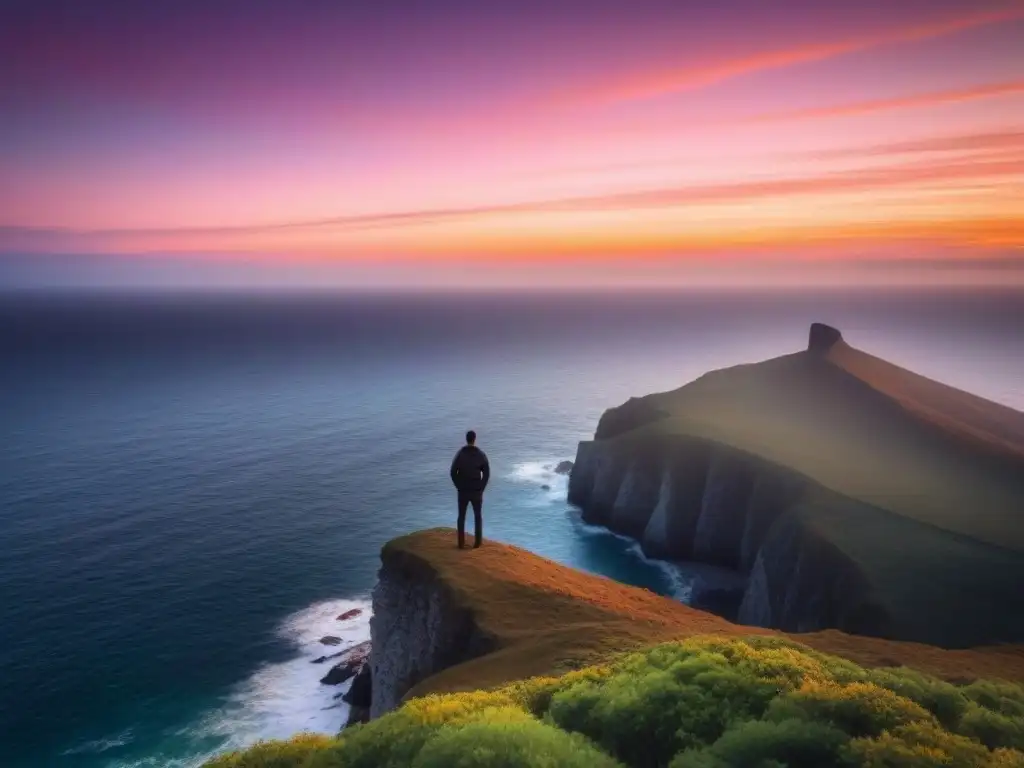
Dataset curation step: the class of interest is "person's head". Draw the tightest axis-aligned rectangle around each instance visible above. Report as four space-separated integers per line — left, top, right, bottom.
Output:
465 430 477 446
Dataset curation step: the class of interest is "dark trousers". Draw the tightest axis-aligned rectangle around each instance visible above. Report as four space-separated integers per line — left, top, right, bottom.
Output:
457 492 483 547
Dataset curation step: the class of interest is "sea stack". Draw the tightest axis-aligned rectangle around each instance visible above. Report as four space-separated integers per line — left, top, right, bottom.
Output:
807 322 843 354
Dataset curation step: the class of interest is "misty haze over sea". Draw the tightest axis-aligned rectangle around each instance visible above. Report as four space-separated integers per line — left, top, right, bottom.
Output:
1 288 1022 768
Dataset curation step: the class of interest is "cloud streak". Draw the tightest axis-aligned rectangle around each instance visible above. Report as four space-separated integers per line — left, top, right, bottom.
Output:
5 150 1021 253
809 130 1024 160
746 79 1024 124
571 4 1024 105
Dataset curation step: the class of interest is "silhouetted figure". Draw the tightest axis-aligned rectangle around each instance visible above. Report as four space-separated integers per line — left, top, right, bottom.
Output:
450 430 490 548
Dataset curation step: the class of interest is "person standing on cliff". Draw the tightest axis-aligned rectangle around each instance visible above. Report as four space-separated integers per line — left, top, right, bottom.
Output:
449 430 490 549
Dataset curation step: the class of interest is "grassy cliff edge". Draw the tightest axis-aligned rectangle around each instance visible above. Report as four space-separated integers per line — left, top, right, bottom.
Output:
377 529 1024 694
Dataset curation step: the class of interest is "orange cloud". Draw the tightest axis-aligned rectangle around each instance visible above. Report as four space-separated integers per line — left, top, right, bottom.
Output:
571 5 1024 105
530 155 1024 212
270 218 1024 263
521 128 1024 184
748 80 1024 124
11 150 1021 257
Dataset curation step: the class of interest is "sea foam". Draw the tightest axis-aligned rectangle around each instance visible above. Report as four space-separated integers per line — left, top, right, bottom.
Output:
195 597 372 742
106 597 371 768
509 459 571 503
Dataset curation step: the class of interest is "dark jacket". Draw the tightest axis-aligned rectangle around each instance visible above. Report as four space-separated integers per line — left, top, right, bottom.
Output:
450 445 490 495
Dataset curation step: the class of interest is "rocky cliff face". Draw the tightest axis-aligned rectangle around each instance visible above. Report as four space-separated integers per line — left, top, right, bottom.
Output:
569 434 888 638
570 436 803 568
368 546 493 718
736 502 887 635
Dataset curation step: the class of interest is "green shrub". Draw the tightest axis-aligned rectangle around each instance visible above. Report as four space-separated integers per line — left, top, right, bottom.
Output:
337 691 522 768
546 647 782 766
680 635 861 688
502 664 615 716
670 718 848 768
411 707 622 768
865 668 969 729
963 682 1024 718
989 748 1024 767
844 720 991 768
958 703 1024 751
203 636 1024 768
333 711 436 768
203 733 336 768
766 679 934 738
547 667 703 766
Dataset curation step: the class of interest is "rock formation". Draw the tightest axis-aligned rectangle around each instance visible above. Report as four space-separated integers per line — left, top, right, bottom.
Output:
320 640 370 686
807 322 843 354
342 663 372 726
368 543 494 718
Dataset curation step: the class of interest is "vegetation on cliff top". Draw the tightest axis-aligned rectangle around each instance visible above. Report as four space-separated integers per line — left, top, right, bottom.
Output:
205 635 1024 767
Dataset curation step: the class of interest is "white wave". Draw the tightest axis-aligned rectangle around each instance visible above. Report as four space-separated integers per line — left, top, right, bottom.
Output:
196 597 371 742
106 755 204 768
62 729 135 755
109 597 372 768
509 459 570 503
624 541 694 603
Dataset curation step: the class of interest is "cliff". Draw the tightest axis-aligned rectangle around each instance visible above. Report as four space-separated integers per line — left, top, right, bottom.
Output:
366 528 748 717
366 529 1024 720
369 543 494 718
569 324 1024 648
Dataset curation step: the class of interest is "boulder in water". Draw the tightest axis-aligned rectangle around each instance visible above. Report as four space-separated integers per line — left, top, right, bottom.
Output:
319 635 343 646
321 664 358 686
311 649 346 664
336 608 363 621
540 484 551 491
320 640 371 686
554 461 574 475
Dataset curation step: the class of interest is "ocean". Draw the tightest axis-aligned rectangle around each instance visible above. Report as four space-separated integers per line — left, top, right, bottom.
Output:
1 288 1022 768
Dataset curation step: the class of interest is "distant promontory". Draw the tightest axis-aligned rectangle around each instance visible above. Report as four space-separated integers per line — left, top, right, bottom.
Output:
568 324 1024 648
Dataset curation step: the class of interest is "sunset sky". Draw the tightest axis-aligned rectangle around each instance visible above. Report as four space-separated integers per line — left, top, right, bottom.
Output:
2 0 1023 288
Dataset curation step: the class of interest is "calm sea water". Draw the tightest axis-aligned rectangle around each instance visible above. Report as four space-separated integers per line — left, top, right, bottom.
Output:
1 289 1022 768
